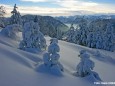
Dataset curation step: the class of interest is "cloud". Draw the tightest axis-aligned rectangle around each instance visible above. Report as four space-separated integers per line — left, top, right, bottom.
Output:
0 4 70 16
1 0 115 17
56 0 98 7
19 0 115 13
20 0 55 2
20 0 47 2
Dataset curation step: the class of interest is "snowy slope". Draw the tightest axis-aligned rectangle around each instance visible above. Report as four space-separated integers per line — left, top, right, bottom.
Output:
58 40 115 82
0 35 115 86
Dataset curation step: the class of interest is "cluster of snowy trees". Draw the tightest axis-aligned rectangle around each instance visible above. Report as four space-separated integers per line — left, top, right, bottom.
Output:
66 19 115 51
1 4 68 40
19 20 46 51
0 4 47 51
0 4 22 40
19 11 47 52
9 4 47 50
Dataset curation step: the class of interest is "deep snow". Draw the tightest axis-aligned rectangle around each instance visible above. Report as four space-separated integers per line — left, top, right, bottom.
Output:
0 33 115 86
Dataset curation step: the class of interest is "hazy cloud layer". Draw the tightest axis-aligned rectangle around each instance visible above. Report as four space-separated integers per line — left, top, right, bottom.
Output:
1 0 115 16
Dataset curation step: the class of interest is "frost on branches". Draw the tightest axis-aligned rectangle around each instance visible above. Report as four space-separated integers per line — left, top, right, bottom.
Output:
19 21 46 52
37 38 63 76
0 24 22 41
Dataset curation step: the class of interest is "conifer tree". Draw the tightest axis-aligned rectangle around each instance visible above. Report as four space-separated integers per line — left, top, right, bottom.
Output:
10 4 22 25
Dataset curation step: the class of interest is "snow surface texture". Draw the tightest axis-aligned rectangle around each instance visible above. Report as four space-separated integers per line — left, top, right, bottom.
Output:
0 34 115 86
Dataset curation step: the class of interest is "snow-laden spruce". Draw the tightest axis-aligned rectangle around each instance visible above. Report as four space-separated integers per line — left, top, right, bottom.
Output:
37 38 63 75
0 17 5 29
44 38 63 71
56 27 63 40
0 6 6 17
19 21 46 52
10 4 22 25
66 24 75 42
75 50 94 77
74 50 101 81
0 24 22 41
103 23 115 51
0 6 5 28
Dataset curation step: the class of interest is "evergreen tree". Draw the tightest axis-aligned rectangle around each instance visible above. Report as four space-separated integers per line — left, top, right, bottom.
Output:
103 23 115 51
0 6 6 28
95 32 103 49
10 4 22 25
49 24 56 37
34 15 39 23
78 18 88 45
66 24 75 42
0 6 6 17
19 21 46 51
76 50 94 77
56 27 63 40
43 38 64 72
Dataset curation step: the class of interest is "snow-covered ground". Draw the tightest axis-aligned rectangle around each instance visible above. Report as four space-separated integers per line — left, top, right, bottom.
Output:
0 33 115 86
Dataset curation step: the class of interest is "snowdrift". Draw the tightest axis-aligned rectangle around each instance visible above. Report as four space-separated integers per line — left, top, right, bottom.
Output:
0 35 115 86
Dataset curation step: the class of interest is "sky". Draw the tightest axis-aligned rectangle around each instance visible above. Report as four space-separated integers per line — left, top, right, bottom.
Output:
0 0 115 16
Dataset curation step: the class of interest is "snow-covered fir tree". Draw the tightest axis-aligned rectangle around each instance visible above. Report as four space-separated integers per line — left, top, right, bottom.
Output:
86 32 97 48
0 6 6 28
0 6 6 17
66 24 75 42
19 21 46 51
78 19 88 46
34 15 39 23
56 27 63 40
95 32 103 49
48 24 57 38
103 23 115 51
72 24 79 42
10 4 22 25
66 18 88 45
76 50 94 77
43 38 64 73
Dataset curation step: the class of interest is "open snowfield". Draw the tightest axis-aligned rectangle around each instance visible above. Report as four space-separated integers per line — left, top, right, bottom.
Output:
0 33 115 86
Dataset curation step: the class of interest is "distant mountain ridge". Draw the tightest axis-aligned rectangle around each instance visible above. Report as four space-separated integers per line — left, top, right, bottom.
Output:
55 14 115 24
